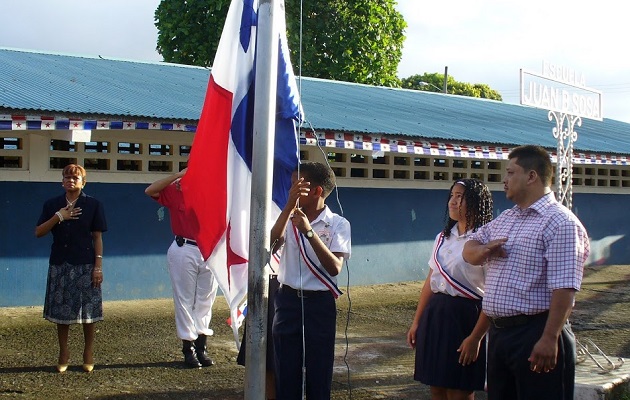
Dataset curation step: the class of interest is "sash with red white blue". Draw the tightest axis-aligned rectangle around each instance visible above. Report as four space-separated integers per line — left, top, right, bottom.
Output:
291 225 343 298
433 232 482 300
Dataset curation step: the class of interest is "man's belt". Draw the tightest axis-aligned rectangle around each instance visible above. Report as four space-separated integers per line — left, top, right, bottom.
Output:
175 236 197 247
488 311 549 329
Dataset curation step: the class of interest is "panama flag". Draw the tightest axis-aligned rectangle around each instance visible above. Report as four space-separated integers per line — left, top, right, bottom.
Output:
181 0 301 344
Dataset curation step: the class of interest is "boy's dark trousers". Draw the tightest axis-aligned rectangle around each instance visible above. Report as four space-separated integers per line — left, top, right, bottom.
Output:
272 285 336 400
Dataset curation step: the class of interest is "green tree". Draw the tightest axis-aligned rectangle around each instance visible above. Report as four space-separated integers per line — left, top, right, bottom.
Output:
401 73 503 101
154 0 231 66
154 0 406 87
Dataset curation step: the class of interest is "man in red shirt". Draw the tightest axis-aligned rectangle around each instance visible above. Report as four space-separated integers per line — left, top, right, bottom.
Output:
146 169 218 368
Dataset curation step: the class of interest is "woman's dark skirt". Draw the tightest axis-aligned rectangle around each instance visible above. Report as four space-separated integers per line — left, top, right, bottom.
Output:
43 262 103 324
414 292 486 391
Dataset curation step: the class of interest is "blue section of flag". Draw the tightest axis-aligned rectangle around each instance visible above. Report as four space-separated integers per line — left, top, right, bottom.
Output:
272 39 301 209
240 0 257 52
84 120 97 129
26 121 40 129
232 80 255 171
231 4 301 211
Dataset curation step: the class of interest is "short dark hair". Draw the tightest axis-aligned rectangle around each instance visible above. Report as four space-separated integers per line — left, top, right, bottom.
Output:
508 145 553 186
297 162 336 198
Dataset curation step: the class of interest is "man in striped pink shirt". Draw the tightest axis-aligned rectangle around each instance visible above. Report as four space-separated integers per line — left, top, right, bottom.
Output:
463 145 590 400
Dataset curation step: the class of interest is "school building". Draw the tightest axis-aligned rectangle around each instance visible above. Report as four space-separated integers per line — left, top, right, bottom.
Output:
1 47 629 306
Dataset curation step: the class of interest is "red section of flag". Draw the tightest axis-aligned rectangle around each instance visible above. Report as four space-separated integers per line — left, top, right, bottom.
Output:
181 76 232 260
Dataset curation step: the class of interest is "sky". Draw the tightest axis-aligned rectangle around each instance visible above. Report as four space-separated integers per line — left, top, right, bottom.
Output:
1 0 629 124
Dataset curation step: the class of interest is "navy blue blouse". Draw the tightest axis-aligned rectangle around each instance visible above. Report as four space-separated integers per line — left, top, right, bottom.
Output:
37 191 108 265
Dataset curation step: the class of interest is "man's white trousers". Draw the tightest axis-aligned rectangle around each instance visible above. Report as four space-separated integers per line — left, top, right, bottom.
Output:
166 240 218 341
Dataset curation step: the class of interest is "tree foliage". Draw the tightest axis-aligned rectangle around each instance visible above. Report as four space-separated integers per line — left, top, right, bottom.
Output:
154 0 231 66
154 0 406 86
401 73 503 101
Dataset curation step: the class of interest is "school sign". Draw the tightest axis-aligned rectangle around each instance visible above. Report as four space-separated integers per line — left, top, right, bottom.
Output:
520 61 605 209
520 61 603 121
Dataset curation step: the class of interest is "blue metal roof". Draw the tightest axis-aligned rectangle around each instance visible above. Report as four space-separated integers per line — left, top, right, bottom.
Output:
0 48 208 120
1 47 629 155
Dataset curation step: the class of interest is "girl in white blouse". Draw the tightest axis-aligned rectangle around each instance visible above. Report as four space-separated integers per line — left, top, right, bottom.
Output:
407 178 493 400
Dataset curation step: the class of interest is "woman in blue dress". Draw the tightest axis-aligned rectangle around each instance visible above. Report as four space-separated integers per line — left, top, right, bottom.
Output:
36 164 107 373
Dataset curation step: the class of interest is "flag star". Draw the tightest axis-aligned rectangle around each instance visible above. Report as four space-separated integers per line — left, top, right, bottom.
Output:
226 223 247 288
126 122 132 127
152 123 158 128
45 123 51 128
15 122 22 128
73 122 79 128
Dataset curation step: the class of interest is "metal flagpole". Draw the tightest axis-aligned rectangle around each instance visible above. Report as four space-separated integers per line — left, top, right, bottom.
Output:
245 0 279 399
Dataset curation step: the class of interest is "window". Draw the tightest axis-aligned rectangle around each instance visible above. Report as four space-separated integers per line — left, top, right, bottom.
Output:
393 156 409 166
117 160 142 171
350 168 367 178
149 160 172 172
434 158 448 168
84 158 110 170
50 157 77 169
453 159 467 169
350 154 367 164
2 137 20 150
149 144 172 156
51 139 75 152
119 142 141 154
327 152 345 163
85 141 109 153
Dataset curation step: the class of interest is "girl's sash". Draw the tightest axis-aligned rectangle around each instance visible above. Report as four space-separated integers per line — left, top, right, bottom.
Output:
433 232 481 300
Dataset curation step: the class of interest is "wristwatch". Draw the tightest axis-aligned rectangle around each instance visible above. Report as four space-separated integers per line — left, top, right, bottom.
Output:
305 229 315 239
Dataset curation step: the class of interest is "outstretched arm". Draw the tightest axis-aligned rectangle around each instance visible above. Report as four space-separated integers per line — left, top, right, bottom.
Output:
463 238 508 265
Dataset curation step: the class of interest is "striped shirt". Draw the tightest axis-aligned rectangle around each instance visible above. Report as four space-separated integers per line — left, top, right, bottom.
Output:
471 192 590 318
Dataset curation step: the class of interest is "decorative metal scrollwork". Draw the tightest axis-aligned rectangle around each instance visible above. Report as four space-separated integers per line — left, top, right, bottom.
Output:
548 111 581 209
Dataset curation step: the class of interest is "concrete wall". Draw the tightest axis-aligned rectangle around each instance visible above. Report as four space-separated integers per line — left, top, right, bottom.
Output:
1 181 628 306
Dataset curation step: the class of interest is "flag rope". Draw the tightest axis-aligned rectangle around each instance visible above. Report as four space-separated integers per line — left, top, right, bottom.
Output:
292 0 352 395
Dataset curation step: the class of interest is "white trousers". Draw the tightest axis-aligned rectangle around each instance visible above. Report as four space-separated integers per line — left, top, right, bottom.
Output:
166 240 218 341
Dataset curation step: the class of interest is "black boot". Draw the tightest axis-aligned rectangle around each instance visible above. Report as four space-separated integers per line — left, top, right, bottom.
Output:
194 335 215 367
182 340 202 368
